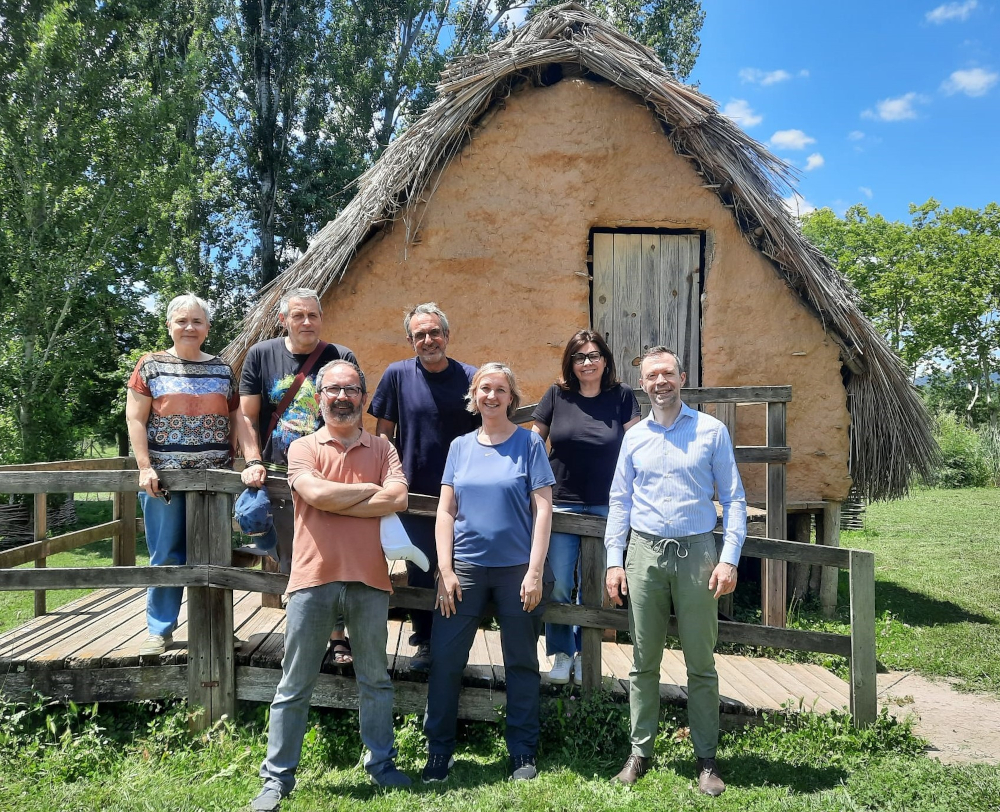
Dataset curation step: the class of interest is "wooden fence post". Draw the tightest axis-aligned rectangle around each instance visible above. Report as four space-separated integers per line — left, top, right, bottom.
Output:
579 535 605 692
33 494 47 617
818 501 842 619
763 402 787 627
113 491 138 567
848 549 877 726
186 490 235 731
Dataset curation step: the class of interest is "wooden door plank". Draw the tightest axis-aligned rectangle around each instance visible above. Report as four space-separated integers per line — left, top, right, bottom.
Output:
640 234 663 360
593 233 614 344
613 233 643 389
681 235 702 386
659 235 684 355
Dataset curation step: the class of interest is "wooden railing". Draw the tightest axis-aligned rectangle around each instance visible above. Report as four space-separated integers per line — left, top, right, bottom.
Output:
0 460 876 731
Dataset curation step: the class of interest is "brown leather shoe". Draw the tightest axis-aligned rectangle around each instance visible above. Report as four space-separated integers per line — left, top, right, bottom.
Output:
696 757 726 796
612 754 650 785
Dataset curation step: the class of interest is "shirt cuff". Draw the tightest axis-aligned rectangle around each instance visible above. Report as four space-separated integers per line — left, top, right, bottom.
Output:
606 545 625 569
719 541 742 567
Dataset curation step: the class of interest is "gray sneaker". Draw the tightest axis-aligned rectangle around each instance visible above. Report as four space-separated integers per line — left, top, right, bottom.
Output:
510 753 537 781
369 763 413 789
139 633 172 656
250 785 284 812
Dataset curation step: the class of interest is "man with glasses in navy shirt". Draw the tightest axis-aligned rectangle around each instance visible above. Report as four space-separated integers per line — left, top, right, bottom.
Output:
368 303 477 671
605 346 746 797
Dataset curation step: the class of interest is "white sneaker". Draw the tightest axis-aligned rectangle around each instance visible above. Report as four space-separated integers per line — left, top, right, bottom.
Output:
573 653 583 683
548 652 572 684
140 633 172 656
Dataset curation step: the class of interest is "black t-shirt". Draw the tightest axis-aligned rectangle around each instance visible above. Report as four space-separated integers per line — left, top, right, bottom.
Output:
239 337 357 468
531 383 641 505
367 357 479 496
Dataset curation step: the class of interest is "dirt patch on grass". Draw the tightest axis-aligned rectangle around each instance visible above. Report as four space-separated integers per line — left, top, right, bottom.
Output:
879 671 1000 764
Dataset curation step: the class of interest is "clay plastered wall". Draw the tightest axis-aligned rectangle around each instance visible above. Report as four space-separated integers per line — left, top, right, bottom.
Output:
320 78 851 504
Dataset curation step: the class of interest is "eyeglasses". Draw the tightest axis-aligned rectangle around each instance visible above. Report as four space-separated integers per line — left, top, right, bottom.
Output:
571 351 603 365
411 328 445 342
320 385 363 398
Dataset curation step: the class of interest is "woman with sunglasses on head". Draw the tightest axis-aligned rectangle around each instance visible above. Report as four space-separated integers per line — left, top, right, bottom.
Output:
125 293 241 658
532 330 641 685
422 362 555 783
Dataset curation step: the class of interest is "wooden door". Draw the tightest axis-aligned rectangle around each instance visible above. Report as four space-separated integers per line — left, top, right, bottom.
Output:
592 231 702 389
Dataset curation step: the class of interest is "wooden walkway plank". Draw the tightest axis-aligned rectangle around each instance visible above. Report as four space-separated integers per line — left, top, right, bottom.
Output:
63 589 151 668
772 661 848 712
789 662 850 709
0 587 121 653
1 589 136 666
235 605 286 663
385 619 405 674
713 655 780 711
744 657 839 713
483 630 506 685
727 655 824 712
465 628 495 687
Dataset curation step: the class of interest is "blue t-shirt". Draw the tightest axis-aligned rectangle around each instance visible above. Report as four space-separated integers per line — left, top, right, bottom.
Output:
368 357 478 496
442 427 555 568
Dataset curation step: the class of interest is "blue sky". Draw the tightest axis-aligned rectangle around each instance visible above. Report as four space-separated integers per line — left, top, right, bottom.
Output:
691 0 999 221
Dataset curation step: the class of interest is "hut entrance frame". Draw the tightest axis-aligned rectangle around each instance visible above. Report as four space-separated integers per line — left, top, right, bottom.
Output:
590 229 704 390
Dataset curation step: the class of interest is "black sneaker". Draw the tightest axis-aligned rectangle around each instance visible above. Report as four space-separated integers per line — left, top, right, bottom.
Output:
510 753 537 781
422 753 455 783
410 641 432 672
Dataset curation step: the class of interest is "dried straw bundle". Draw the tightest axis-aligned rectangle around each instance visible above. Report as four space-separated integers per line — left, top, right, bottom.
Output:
224 2 935 500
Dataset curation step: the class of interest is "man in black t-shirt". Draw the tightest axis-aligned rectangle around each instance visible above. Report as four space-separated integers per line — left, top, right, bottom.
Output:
237 288 357 581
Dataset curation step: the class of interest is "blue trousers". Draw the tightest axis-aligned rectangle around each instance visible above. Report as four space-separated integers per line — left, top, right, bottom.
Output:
260 581 397 795
139 491 186 636
424 561 548 758
545 503 609 657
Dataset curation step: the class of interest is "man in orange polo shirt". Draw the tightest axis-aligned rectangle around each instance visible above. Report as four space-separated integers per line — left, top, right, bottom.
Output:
253 360 411 811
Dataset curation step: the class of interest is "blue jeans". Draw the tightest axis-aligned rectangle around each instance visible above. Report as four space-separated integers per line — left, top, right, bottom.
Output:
139 491 186 636
545 503 609 657
424 561 548 758
260 582 397 795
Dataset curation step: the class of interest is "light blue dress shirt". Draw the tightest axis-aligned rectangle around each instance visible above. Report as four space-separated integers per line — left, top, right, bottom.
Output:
604 403 747 568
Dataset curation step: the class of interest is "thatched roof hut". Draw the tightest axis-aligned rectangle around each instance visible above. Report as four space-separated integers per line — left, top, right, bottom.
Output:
225 2 934 502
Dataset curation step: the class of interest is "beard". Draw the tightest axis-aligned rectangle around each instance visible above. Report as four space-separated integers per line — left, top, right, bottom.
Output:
321 400 362 426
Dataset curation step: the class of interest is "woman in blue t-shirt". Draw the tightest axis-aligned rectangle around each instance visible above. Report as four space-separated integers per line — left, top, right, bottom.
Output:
532 330 641 685
422 363 555 783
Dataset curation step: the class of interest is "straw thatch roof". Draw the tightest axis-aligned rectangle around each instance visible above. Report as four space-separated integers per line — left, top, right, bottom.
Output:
224 2 935 501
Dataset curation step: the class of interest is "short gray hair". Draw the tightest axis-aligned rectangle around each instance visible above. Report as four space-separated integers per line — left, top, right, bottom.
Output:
404 302 449 339
280 288 323 318
640 346 685 376
165 293 212 324
315 359 367 395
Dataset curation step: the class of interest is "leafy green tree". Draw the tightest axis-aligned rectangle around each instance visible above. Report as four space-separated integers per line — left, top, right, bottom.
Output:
0 0 205 463
803 201 1000 423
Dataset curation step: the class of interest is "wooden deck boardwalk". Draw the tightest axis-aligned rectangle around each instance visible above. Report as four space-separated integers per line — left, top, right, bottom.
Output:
0 587 848 719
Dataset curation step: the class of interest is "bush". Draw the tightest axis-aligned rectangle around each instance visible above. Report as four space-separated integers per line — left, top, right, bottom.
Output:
927 412 991 488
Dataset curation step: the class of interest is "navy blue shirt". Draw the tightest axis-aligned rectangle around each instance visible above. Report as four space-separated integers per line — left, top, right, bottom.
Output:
367 357 478 496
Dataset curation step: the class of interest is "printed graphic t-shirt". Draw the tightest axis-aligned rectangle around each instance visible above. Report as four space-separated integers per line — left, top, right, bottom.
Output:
128 352 240 470
239 337 358 469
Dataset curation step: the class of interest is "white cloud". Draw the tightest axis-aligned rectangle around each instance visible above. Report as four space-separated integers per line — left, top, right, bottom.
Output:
859 186 873 199
862 92 926 121
739 68 791 86
769 129 817 150
721 99 763 127
782 193 816 219
941 67 998 96
804 153 825 171
926 1 977 24
848 130 865 141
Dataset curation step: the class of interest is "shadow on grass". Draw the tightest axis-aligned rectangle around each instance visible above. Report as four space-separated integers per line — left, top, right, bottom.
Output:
662 753 847 794
875 580 995 627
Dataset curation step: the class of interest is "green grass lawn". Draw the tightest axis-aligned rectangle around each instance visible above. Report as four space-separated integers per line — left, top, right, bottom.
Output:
845 487 1000 695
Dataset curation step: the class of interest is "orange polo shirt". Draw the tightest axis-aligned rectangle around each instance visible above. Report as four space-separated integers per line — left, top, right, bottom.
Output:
285 425 407 594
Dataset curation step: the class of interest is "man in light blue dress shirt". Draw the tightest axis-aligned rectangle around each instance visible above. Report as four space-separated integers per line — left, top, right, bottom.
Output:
604 347 746 796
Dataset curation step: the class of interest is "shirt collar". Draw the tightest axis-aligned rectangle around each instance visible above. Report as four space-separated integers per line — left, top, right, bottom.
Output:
315 424 372 449
645 401 696 432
